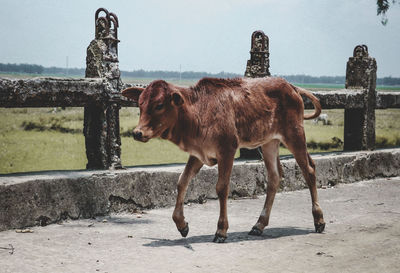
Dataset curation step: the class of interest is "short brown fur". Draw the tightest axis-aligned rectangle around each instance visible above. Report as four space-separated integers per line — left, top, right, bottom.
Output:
122 77 325 242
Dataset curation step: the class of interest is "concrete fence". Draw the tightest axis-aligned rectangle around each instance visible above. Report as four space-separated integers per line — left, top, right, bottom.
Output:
1 8 400 232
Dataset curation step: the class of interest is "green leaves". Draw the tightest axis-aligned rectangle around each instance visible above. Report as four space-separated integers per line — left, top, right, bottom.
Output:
377 0 398 25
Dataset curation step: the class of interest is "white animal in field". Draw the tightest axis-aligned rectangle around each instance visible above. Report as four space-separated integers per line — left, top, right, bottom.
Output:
313 113 329 125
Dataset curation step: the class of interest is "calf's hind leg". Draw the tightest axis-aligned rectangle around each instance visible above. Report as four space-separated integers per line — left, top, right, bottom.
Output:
285 135 325 233
249 140 283 236
172 156 203 237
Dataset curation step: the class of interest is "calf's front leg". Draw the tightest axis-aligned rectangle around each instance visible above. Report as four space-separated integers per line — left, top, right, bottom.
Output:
172 156 203 237
213 151 235 243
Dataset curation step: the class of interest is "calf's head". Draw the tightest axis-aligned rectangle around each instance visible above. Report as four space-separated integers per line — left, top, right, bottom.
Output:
121 80 184 142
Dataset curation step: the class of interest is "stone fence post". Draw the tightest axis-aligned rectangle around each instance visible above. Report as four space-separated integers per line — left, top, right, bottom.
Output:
241 30 270 159
244 30 270 78
344 45 377 151
84 8 123 169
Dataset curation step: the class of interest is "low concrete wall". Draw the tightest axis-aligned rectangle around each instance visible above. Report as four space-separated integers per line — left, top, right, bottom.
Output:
1 149 399 231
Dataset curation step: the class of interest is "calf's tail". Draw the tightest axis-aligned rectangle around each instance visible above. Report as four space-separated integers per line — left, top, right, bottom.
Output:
293 86 322 120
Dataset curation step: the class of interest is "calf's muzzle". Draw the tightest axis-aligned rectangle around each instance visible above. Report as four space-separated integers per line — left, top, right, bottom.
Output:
132 129 143 141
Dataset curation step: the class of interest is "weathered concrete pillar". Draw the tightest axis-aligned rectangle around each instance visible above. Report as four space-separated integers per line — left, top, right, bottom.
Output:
244 30 270 78
344 45 377 151
84 8 122 169
241 30 270 159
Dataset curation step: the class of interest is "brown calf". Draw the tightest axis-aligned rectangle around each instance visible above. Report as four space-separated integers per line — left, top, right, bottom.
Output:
122 77 325 243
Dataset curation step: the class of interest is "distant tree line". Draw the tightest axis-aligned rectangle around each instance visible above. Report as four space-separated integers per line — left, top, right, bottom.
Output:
0 63 86 76
277 74 400 86
0 63 44 74
44 66 85 76
1 63 400 85
376 76 400 86
121 69 241 80
278 74 345 85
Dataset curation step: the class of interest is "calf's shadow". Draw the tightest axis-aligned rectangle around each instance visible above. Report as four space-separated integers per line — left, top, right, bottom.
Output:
143 226 313 248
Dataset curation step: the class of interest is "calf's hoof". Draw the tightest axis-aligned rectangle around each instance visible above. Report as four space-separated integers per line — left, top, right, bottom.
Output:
248 226 263 236
178 222 189 237
213 233 227 243
315 222 325 233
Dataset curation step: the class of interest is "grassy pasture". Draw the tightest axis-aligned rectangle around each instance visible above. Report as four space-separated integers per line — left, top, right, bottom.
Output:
1 106 399 174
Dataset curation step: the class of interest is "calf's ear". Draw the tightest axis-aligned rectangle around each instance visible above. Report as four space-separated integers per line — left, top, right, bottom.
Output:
121 87 144 102
172 92 184 107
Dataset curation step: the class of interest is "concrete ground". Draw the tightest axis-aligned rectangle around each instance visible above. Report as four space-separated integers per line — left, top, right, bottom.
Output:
1 177 399 273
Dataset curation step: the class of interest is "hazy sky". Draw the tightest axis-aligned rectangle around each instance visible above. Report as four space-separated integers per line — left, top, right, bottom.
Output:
0 0 399 77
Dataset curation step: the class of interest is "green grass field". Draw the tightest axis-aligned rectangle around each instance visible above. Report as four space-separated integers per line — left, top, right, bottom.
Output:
1 106 399 174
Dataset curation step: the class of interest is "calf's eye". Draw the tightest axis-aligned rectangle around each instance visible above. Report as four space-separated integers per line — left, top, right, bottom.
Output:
155 103 164 110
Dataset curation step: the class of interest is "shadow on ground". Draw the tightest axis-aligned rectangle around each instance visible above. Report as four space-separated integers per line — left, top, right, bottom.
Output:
105 216 153 225
55 216 154 228
143 226 313 249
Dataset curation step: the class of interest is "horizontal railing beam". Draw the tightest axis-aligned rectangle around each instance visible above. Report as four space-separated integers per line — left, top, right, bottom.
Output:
376 91 400 109
0 78 137 108
305 89 365 109
303 89 400 109
1 78 399 109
